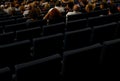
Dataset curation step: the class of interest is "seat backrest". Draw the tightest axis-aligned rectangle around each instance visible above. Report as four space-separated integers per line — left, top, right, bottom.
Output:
33 33 63 59
5 22 27 32
99 39 120 80
67 13 87 21
0 67 12 81
26 20 42 28
0 26 3 34
16 27 42 41
0 19 15 27
88 15 107 27
0 40 32 66
64 27 92 51
102 38 120 65
66 18 87 31
43 22 65 36
16 18 28 23
63 43 103 80
0 32 15 45
15 54 62 81
92 22 118 44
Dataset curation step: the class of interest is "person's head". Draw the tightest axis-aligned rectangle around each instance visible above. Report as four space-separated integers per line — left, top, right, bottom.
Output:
15 3 19 8
73 4 80 12
44 8 62 21
100 2 108 9
117 5 120 12
49 8 62 19
24 4 31 10
55 0 62 7
44 3 50 10
28 8 40 20
66 2 74 10
102 0 107 3
85 3 94 13
62 0 70 4
107 0 114 4
31 1 39 8
0 5 4 9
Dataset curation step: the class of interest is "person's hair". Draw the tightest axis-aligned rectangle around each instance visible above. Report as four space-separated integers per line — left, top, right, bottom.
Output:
67 1 74 9
44 3 50 10
85 3 94 13
73 5 80 12
28 8 41 20
100 2 108 9
43 8 62 20
55 0 61 7
49 8 61 20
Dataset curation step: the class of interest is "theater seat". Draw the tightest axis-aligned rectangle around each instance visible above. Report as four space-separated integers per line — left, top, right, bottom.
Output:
15 54 62 81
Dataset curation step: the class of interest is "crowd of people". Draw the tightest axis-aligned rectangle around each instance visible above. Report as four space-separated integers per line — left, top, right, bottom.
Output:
0 0 120 24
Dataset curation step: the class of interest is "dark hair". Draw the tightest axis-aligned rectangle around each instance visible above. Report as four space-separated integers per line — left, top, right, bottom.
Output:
100 2 108 9
55 0 61 6
67 2 74 9
29 8 41 20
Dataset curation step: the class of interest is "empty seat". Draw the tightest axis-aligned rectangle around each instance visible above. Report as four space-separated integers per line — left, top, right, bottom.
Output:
0 40 32 66
0 26 3 34
0 67 12 81
102 38 120 65
88 15 107 27
114 21 120 38
33 33 63 59
63 43 103 80
43 22 65 36
16 27 42 40
92 22 118 44
5 22 27 32
16 18 28 23
15 54 62 81
64 27 92 51
88 13 119 27
26 20 42 28
0 16 14 21
0 19 15 27
66 18 87 31
99 39 120 80
0 14 11 19
67 13 87 21
0 32 15 45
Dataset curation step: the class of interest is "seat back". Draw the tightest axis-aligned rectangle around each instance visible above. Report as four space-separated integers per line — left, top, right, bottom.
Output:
43 22 65 36
0 32 15 45
33 33 63 59
66 18 87 31
0 40 32 66
0 67 12 81
15 54 62 81
63 43 103 80
16 27 42 41
64 27 92 50
92 22 118 44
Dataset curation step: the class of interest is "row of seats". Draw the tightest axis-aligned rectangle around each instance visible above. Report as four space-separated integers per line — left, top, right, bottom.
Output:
0 14 120 45
0 8 120 81
1 38 120 81
0 21 120 48
1 12 120 34
0 21 120 67
0 33 63 68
